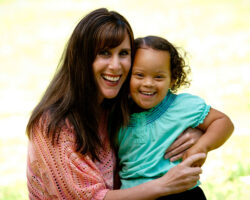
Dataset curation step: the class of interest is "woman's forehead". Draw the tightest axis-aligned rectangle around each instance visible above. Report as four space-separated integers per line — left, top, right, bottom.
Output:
98 29 129 49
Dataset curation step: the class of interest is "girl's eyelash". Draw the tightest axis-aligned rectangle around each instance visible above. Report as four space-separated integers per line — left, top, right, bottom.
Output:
135 73 143 77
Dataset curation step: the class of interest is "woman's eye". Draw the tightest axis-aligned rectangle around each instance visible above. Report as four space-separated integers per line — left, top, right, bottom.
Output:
98 50 110 56
120 50 129 56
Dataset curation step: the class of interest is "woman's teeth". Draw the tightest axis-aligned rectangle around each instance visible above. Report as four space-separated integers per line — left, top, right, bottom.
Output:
103 75 120 82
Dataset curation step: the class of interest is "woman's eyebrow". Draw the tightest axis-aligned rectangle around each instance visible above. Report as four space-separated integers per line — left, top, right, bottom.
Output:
122 48 131 51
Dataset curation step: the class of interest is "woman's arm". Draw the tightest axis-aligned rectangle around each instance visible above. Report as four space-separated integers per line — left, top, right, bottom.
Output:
164 128 203 161
27 118 110 200
183 108 234 166
105 153 205 200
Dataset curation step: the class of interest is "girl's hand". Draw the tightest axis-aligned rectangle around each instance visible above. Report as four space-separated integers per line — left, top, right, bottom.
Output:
182 144 208 167
157 153 206 196
164 128 203 162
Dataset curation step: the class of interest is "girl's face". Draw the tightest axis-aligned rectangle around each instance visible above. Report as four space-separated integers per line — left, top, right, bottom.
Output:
130 48 173 110
93 34 131 103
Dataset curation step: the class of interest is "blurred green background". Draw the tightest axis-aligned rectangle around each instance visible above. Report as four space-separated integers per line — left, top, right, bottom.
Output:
0 0 250 199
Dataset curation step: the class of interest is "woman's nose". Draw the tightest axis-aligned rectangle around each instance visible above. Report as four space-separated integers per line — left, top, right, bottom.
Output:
109 55 121 70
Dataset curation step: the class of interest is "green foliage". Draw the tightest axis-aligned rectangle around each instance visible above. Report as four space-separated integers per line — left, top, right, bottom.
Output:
0 182 27 200
228 162 250 181
201 135 250 200
203 179 250 200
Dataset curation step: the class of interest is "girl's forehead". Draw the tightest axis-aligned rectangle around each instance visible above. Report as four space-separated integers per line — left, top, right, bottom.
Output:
133 48 171 72
135 48 170 62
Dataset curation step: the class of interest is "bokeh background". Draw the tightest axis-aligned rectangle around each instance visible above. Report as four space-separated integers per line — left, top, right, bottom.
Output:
0 0 250 199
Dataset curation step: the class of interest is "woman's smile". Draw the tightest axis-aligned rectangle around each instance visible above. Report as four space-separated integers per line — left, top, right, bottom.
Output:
102 74 121 83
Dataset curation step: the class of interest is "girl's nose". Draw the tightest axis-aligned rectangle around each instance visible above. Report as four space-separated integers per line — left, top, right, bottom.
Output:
143 77 154 87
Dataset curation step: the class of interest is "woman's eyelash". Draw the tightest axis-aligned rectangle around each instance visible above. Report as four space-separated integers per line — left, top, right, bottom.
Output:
120 50 128 55
98 50 109 55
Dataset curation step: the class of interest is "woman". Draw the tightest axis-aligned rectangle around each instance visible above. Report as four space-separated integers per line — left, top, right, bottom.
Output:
26 8 205 199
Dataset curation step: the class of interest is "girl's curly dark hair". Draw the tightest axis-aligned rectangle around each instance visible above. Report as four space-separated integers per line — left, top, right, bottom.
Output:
135 36 191 93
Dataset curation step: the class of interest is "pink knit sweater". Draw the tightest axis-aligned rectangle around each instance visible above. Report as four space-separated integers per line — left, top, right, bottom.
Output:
27 113 116 199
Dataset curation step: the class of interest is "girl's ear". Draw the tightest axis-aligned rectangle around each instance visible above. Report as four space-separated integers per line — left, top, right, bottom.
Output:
170 79 176 89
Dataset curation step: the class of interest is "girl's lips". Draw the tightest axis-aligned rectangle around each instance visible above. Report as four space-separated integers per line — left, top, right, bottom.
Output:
140 91 156 96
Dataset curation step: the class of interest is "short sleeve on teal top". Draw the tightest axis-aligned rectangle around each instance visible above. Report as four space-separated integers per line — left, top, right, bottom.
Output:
118 91 211 189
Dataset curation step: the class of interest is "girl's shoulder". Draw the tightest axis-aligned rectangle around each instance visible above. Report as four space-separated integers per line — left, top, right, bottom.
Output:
165 92 210 119
174 92 206 106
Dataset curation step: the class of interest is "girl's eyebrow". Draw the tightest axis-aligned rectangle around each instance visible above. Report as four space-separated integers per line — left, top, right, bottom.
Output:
155 70 168 74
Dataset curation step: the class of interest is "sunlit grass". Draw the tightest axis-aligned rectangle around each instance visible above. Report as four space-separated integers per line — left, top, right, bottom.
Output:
0 182 28 200
201 135 250 200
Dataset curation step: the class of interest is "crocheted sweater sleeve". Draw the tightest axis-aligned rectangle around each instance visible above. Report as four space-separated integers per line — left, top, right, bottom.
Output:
27 114 115 200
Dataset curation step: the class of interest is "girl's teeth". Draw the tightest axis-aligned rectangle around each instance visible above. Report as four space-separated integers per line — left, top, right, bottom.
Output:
103 75 120 82
141 92 154 95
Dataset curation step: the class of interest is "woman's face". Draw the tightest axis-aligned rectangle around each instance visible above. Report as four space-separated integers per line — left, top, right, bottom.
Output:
93 34 131 103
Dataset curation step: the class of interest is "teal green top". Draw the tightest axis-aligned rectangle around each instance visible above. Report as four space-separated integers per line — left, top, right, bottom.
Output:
118 91 211 189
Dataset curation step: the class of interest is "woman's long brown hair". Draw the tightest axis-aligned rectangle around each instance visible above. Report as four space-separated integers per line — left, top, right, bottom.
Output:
26 8 135 161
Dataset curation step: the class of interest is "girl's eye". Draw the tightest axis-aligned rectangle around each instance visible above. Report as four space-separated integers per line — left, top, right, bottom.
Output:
135 73 144 78
155 74 166 79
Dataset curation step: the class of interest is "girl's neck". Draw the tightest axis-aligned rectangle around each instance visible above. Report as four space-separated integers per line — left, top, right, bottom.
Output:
131 102 150 114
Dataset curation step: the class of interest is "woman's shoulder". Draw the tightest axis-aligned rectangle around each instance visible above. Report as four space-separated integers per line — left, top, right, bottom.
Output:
36 110 73 128
31 111 76 143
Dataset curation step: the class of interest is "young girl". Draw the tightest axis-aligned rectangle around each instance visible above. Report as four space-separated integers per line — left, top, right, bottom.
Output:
118 36 234 199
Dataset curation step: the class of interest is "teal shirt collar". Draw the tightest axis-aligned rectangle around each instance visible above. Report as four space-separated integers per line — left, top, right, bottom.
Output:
129 90 176 127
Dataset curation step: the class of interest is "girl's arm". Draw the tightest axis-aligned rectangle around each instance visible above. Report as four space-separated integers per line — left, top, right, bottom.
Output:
183 108 234 166
105 153 205 200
